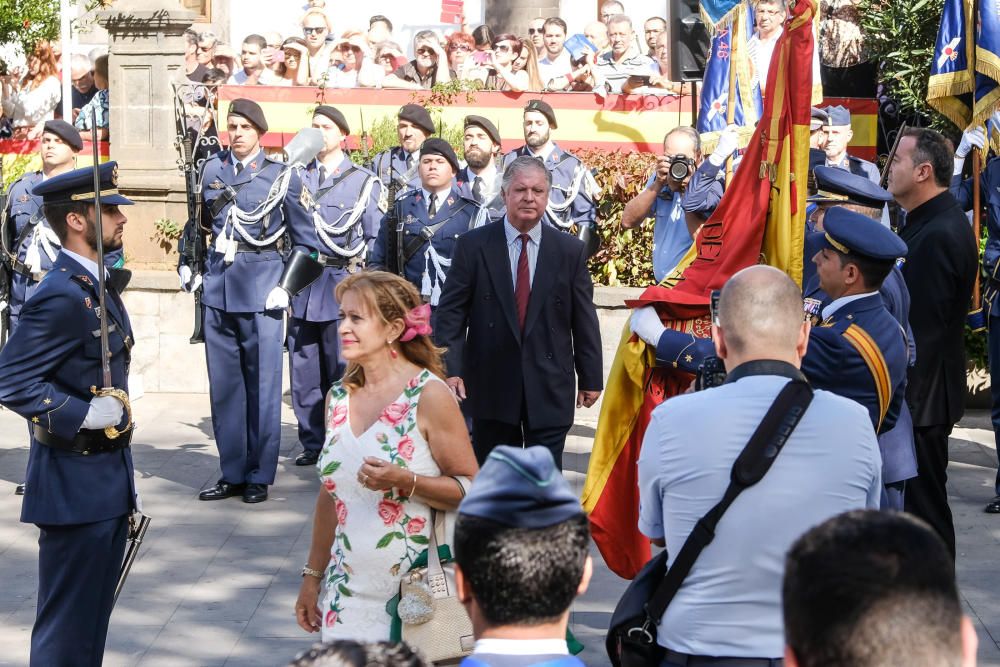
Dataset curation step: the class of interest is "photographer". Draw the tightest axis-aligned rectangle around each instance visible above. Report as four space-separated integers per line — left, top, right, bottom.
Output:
621 127 720 282
636 265 881 666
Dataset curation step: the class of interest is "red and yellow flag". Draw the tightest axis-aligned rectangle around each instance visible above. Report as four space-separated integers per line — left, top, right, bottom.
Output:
581 0 815 579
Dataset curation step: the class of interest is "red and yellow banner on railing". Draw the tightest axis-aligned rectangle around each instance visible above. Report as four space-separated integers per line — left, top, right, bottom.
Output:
0 140 110 186
214 86 878 161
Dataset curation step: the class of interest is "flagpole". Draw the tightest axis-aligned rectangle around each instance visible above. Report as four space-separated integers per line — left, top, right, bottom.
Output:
973 149 982 312
724 6 740 187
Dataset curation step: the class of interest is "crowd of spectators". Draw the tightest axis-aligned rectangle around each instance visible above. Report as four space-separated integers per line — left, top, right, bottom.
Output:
180 1 681 95
0 40 110 142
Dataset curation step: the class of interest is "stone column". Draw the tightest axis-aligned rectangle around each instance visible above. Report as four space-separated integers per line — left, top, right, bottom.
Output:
100 1 196 269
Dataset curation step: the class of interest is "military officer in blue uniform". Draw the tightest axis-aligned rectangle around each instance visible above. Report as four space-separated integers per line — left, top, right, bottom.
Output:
501 100 599 254
2 120 124 331
631 208 911 507
370 103 436 203
288 105 382 467
821 105 880 183
950 122 1000 512
370 138 486 305
0 161 136 667
456 115 505 222
179 98 313 504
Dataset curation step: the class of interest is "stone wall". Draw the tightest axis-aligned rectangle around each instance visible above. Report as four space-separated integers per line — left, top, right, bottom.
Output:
121 271 641 396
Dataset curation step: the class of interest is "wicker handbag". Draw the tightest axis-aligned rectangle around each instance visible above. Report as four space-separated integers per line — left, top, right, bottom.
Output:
397 507 475 663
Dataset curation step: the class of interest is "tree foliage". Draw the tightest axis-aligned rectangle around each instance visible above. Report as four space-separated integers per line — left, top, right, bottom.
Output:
0 0 109 62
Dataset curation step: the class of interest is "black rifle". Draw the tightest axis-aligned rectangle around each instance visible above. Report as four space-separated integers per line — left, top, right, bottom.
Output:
880 123 907 189
0 156 11 351
178 136 206 344
384 178 402 275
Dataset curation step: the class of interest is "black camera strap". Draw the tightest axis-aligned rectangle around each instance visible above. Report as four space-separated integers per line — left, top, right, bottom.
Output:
642 379 814 624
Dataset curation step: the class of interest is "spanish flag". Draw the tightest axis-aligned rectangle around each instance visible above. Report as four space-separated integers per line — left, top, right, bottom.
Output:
581 0 815 579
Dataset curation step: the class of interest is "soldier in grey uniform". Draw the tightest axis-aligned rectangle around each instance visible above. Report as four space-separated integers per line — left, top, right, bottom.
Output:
500 100 600 255
369 103 435 200
456 115 505 222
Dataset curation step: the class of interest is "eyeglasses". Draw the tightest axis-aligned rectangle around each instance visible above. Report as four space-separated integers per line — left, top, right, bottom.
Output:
303 26 327 35
495 43 513 52
449 44 472 52
197 45 213 53
416 48 435 56
378 54 395 62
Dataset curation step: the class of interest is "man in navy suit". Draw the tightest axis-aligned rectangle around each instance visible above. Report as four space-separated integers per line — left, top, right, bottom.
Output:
435 156 604 468
288 105 382 467
178 98 313 504
370 138 486 305
0 161 135 667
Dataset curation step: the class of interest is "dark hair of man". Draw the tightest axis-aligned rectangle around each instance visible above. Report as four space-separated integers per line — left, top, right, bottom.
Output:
369 14 393 32
902 127 953 188
287 639 428 667
202 67 227 84
783 510 962 667
836 251 894 291
454 514 589 626
543 17 568 34
243 34 268 50
42 201 90 243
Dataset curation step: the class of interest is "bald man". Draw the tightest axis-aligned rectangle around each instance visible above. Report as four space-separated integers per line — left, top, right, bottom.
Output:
584 21 610 53
637 265 881 665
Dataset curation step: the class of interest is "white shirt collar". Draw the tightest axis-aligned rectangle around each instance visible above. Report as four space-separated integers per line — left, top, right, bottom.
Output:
473 638 569 656
821 290 879 320
529 142 556 163
62 248 103 281
468 163 499 189
504 217 542 244
421 185 453 208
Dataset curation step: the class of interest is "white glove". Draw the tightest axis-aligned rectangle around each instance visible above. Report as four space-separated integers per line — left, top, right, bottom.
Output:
82 395 124 430
956 126 986 158
178 266 202 293
265 286 290 311
630 306 666 346
708 125 740 167
0 299 7 313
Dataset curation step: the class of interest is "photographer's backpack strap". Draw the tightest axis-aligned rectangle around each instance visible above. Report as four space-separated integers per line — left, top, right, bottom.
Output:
644 379 814 621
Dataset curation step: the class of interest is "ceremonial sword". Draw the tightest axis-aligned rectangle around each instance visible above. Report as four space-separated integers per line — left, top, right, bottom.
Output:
86 107 149 605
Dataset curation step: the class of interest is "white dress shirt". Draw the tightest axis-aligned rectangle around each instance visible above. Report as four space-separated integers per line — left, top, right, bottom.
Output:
504 218 541 290
473 638 569 656
61 248 103 281
821 290 879 320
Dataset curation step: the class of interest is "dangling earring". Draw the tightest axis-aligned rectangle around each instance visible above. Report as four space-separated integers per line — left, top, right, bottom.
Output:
387 339 398 359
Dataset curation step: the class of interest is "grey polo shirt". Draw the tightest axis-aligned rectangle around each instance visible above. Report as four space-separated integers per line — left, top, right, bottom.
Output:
637 363 881 658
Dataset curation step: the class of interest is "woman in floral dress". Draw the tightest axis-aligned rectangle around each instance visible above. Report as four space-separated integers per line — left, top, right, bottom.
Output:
295 271 477 642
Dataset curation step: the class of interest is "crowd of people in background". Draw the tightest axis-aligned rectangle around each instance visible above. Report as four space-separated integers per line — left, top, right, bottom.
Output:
181 1 682 95
0 40 110 142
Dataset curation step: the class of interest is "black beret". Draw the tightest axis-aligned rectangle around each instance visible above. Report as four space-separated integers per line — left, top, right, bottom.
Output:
313 105 350 135
458 446 584 528
228 98 268 133
398 103 435 136
42 120 82 152
420 137 460 173
524 99 557 128
464 115 501 146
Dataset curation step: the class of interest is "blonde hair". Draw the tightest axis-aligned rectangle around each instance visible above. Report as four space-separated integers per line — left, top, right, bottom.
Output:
335 271 446 391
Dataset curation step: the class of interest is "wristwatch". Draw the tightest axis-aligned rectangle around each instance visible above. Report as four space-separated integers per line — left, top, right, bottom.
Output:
301 565 323 579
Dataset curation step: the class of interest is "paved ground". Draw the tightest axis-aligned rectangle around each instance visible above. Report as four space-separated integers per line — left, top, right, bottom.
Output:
1 393 1000 666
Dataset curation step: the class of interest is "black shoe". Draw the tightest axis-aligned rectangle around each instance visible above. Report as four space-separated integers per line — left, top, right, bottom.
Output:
295 450 319 466
985 496 1000 513
243 483 268 503
198 481 245 501
15 483 25 496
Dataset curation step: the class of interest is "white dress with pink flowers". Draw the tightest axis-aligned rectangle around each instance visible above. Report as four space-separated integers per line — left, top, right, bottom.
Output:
317 369 443 642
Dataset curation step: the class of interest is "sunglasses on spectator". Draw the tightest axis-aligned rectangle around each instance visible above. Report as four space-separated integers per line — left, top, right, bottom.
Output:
495 43 513 52
449 44 472 52
197 45 213 53
378 54 396 62
527 28 542 34
303 26 327 35
416 47 436 56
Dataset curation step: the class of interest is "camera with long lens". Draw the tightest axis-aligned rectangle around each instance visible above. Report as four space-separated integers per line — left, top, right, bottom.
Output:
667 154 696 181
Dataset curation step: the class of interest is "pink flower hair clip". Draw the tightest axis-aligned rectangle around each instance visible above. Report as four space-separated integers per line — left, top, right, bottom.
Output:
400 303 432 341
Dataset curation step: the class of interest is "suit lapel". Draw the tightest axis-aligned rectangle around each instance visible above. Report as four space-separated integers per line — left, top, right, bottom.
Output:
483 222 521 341
523 225 560 338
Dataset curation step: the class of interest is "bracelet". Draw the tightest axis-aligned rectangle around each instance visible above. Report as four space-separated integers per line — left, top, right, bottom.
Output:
409 472 418 497
301 565 323 579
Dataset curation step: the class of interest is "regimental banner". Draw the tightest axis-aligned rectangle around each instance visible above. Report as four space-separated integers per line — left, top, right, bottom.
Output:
213 86 878 161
